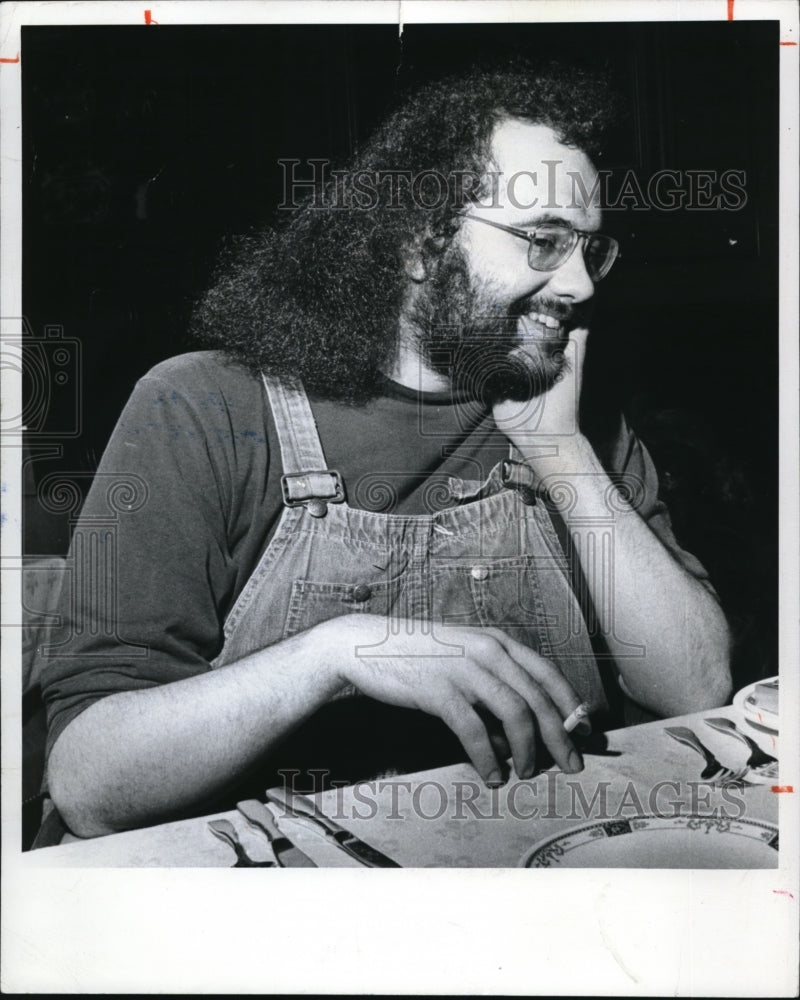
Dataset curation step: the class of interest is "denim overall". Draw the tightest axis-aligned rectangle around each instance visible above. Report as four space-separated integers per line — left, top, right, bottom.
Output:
211 377 608 790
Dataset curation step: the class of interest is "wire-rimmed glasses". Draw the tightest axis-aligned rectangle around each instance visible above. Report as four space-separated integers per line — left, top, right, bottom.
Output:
464 215 620 282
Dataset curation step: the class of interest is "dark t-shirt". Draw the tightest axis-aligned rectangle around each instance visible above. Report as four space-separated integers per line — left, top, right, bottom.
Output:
40 351 712 760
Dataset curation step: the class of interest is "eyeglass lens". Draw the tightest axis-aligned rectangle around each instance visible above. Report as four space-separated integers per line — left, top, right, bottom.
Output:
527 224 616 281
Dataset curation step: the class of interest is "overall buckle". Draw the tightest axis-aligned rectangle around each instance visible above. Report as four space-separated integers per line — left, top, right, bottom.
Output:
500 460 540 506
280 469 345 517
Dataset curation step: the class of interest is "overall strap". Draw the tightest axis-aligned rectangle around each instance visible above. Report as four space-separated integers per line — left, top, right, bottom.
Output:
262 375 345 517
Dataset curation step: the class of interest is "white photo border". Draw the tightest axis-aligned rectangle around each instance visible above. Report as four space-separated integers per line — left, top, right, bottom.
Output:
1 1 798 995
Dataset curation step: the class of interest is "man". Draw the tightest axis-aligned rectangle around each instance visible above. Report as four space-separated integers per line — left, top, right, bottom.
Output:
40 62 731 840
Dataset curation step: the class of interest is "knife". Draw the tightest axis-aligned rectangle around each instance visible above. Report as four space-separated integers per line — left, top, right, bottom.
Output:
265 787 401 868
236 799 318 868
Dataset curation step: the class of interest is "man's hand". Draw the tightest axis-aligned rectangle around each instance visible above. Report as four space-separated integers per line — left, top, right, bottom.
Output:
320 613 585 784
488 323 731 719
48 609 584 837
492 326 589 474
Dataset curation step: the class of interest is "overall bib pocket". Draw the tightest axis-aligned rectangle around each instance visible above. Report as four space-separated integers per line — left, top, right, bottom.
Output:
430 554 561 657
282 575 406 640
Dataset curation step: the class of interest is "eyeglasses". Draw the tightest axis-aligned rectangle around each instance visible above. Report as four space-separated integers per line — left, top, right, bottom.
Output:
464 215 620 282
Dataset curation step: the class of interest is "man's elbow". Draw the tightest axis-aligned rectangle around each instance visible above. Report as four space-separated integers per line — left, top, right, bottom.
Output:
682 613 734 713
691 666 732 713
636 612 732 718
48 730 119 840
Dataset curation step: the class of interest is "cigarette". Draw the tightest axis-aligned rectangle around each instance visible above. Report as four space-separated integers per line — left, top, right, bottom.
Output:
563 702 591 735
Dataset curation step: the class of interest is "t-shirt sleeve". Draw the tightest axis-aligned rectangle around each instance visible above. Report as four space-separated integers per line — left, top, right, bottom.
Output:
39 356 262 759
607 413 717 592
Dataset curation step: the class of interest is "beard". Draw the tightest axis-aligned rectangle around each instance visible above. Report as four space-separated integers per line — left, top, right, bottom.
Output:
409 245 592 405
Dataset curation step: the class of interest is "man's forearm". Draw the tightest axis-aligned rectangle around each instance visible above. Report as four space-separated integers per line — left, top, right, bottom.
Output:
523 434 732 717
47 630 345 838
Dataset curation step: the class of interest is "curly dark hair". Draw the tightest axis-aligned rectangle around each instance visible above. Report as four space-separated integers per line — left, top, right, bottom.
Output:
191 59 618 402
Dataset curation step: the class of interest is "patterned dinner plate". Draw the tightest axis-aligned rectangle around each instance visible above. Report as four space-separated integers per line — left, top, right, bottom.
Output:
519 815 779 869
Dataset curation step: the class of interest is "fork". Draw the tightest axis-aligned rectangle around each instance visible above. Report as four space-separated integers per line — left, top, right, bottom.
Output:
207 818 275 867
663 725 749 785
704 717 779 778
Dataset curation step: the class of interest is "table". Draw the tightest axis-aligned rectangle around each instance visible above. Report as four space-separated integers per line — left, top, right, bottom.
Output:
27 705 780 868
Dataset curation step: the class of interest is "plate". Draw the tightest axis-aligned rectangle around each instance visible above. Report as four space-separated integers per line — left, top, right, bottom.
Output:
519 815 779 869
733 676 779 734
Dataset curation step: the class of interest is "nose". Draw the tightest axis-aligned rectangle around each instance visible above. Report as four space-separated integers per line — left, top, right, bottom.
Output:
544 237 595 304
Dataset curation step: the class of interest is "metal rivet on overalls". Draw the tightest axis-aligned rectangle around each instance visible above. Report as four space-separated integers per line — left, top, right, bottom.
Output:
351 584 372 603
306 499 328 518
471 565 489 582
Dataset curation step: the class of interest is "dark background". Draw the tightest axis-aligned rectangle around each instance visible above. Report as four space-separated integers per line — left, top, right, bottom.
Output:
21 21 779 690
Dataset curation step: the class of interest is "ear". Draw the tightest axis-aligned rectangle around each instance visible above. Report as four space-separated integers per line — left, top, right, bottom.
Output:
404 260 427 283
404 231 450 283
402 237 429 283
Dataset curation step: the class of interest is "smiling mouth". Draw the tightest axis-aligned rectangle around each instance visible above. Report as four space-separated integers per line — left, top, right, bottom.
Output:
520 310 566 339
